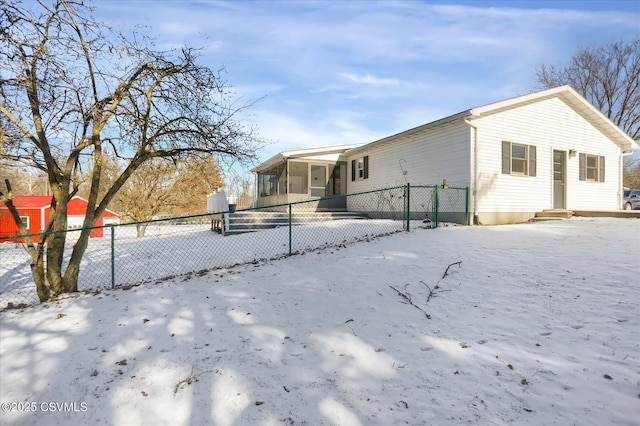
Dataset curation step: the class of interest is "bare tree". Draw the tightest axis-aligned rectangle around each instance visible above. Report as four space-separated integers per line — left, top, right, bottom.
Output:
623 159 640 189
0 164 49 195
0 1 262 301
225 172 255 209
536 39 639 140
112 158 177 237
169 155 225 216
112 155 224 237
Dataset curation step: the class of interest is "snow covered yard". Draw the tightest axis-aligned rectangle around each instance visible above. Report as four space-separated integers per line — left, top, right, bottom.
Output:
0 219 405 306
0 218 638 426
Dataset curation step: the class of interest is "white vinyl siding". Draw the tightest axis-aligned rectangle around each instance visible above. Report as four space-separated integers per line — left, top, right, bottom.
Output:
474 97 621 213
346 121 471 195
345 122 471 218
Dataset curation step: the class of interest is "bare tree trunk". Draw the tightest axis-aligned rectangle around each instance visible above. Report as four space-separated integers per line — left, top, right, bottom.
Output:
30 252 50 302
62 227 95 294
45 190 69 296
2 1 261 303
136 224 148 238
1 180 52 301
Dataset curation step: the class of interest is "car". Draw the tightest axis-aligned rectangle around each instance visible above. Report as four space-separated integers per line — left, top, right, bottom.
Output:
622 189 640 210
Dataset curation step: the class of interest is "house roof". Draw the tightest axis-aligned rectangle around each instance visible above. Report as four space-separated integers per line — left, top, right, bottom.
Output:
1 195 120 217
468 85 638 151
346 85 639 157
252 144 363 173
1 195 53 209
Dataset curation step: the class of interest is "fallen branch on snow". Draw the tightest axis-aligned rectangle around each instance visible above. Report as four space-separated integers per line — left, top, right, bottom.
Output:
421 280 451 303
389 284 431 319
442 261 462 279
389 261 462 319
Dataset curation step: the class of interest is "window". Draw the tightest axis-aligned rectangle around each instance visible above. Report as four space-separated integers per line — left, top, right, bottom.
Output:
19 216 29 229
351 156 369 181
257 163 285 196
502 141 536 177
579 153 605 182
357 159 365 179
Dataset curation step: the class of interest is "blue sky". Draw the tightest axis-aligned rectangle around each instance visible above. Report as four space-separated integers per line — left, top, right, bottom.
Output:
95 0 640 170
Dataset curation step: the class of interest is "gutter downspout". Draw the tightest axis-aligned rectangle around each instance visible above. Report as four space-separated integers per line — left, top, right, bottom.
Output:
464 119 479 225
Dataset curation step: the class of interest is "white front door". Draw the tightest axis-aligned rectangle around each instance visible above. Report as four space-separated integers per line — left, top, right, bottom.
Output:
553 150 566 209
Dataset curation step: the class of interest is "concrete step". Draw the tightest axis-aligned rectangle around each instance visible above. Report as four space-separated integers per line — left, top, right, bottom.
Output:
535 210 574 219
573 210 640 218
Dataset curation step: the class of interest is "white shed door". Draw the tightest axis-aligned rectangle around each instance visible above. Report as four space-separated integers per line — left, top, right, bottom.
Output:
67 216 85 230
103 217 120 225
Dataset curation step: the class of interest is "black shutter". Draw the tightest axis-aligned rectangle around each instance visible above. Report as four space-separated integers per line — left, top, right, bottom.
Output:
528 145 536 177
363 156 369 179
502 141 511 174
598 156 605 182
351 159 356 181
579 153 586 181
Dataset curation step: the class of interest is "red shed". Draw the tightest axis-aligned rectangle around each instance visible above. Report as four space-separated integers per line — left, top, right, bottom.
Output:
0 196 120 242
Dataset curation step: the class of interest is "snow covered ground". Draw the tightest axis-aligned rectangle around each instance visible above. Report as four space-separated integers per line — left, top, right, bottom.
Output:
0 218 406 307
0 217 638 426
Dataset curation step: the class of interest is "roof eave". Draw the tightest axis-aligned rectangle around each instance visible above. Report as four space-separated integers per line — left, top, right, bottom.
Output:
252 144 363 173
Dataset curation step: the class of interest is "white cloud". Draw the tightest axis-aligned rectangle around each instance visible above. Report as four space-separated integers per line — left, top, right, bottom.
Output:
94 0 639 168
157 21 202 37
341 73 401 87
252 109 387 160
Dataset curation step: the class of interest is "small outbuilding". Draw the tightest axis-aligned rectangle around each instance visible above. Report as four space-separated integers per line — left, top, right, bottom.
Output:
0 195 121 242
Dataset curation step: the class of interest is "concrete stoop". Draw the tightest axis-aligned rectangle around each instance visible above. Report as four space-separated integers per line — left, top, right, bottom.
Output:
534 209 574 219
530 209 640 222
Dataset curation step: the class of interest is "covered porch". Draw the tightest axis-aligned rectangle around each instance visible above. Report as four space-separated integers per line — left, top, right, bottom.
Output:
252 145 360 210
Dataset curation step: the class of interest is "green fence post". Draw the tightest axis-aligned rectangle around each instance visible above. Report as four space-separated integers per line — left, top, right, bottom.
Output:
402 184 406 230
110 225 115 289
465 186 470 225
434 185 439 228
406 183 411 231
288 203 292 256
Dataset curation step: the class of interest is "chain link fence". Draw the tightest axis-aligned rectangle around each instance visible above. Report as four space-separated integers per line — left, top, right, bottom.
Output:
1 185 468 308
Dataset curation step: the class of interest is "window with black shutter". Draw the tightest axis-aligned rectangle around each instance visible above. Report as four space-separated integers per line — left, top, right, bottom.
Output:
579 153 605 182
501 141 536 177
351 156 369 181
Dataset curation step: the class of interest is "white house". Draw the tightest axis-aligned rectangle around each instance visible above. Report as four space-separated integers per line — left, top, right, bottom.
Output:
253 86 638 224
